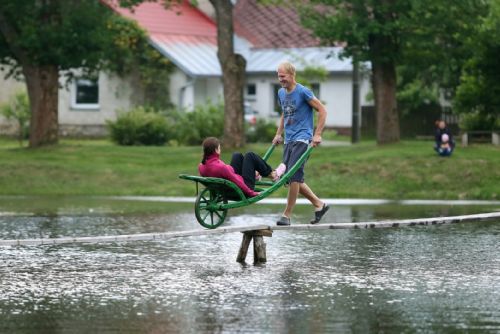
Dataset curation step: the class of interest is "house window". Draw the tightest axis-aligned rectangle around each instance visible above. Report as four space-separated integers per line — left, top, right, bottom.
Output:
72 78 99 110
246 83 256 96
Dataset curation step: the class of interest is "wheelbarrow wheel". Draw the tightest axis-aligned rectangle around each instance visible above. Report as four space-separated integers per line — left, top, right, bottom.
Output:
195 187 228 229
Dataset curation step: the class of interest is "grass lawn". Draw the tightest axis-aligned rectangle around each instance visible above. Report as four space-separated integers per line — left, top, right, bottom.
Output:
0 137 498 199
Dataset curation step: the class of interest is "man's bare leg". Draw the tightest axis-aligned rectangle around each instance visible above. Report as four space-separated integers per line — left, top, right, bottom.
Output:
282 182 300 218
299 183 323 210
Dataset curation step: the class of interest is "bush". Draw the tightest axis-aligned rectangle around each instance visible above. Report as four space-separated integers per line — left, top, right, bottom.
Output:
165 102 224 145
459 111 500 132
246 118 277 143
107 107 173 146
0 91 30 145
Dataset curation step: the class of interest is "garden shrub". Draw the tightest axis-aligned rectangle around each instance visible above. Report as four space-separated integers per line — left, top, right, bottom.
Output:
108 107 173 145
246 119 277 143
0 91 30 145
459 111 500 131
165 102 224 145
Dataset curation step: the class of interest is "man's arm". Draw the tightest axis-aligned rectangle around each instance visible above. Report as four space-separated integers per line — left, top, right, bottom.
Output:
309 97 327 147
272 112 285 145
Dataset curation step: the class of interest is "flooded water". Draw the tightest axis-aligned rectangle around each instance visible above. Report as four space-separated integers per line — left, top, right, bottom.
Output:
0 196 499 333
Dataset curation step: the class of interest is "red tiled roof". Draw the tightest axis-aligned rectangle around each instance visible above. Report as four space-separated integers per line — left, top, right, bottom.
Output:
109 0 217 40
233 0 320 48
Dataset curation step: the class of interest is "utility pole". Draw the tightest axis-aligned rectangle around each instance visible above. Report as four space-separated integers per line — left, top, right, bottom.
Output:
351 54 360 143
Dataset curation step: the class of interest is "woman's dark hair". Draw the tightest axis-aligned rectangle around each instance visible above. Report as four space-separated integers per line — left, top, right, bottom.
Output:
201 137 220 164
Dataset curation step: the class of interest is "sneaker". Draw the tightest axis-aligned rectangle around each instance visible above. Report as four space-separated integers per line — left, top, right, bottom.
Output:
275 163 286 177
272 163 286 182
276 216 291 226
310 204 330 224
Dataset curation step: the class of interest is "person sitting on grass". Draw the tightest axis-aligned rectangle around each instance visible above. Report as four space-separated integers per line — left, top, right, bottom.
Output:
198 137 284 198
438 133 453 156
434 120 455 157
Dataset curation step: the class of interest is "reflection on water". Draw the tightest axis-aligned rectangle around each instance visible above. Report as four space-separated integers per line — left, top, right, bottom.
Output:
0 198 499 333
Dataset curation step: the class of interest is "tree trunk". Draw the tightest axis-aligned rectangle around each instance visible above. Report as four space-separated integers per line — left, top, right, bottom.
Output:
210 0 246 148
370 34 400 145
23 65 59 147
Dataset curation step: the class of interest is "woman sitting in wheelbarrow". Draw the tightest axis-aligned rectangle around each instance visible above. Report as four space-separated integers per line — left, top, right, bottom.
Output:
199 137 284 197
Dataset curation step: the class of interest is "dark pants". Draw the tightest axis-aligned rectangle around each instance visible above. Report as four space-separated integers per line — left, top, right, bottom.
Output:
434 143 454 157
230 152 273 190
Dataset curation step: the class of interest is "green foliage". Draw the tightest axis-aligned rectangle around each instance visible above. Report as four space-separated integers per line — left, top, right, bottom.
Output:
396 76 440 116
299 0 487 79
109 102 245 147
298 0 411 63
0 1 174 107
164 102 225 146
286 52 329 87
104 15 174 109
107 107 173 146
400 0 487 91
459 111 500 132
0 1 114 77
0 91 30 145
297 0 489 135
246 119 277 143
454 0 500 123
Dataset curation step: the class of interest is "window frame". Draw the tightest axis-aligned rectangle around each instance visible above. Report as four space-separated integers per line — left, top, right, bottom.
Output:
245 83 257 100
71 77 100 110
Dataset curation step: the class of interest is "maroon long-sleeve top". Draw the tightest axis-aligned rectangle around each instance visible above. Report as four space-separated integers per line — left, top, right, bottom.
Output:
198 153 258 197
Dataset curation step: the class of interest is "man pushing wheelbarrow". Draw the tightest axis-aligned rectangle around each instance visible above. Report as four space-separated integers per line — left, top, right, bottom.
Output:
273 61 330 226
179 61 330 229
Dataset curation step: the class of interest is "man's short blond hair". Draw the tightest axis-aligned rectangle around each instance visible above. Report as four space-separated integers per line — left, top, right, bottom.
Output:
278 61 296 76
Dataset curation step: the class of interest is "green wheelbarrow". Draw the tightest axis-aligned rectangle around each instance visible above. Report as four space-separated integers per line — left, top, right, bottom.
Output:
179 144 314 229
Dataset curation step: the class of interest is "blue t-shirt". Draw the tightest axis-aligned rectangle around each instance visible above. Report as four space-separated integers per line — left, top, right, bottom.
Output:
278 83 314 143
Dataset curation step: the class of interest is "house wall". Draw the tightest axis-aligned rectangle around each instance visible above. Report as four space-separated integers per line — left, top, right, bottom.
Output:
203 77 223 105
190 76 223 107
58 71 136 137
2 65 373 138
245 74 279 118
170 69 223 110
170 69 191 108
245 72 373 129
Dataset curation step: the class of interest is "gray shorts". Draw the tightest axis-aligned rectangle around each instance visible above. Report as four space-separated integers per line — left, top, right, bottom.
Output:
283 141 309 184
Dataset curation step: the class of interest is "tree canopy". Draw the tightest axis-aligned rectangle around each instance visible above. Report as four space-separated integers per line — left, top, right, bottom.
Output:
0 0 173 147
454 0 500 130
0 1 113 78
297 0 489 141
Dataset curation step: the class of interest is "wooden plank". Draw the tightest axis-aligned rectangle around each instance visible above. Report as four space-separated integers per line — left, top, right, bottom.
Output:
0 224 270 246
272 212 500 230
0 212 498 246
251 229 273 237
